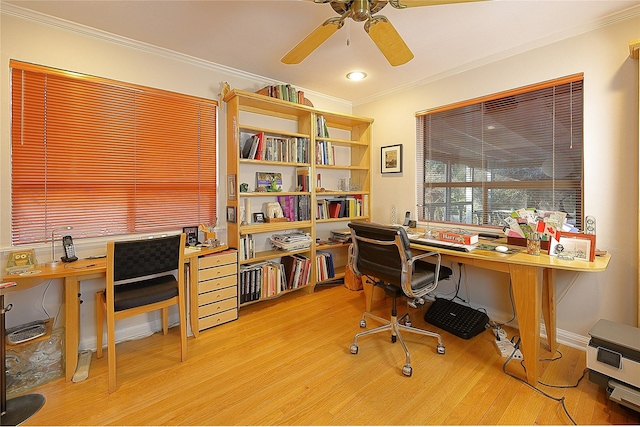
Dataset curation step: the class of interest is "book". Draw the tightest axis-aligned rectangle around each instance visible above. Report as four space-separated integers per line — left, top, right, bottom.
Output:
254 132 265 160
296 167 310 192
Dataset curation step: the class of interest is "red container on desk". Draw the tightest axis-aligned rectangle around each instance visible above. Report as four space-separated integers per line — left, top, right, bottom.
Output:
507 236 550 250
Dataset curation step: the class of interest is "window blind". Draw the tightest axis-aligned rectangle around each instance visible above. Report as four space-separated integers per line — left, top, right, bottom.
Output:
10 60 217 245
416 74 583 229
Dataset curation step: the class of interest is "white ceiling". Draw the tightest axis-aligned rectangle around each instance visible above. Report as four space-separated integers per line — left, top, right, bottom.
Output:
4 0 640 103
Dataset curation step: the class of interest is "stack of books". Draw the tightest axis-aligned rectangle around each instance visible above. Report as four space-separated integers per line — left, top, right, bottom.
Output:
269 231 313 251
329 229 352 244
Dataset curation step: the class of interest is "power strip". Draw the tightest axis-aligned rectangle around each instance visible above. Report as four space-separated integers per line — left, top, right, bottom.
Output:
493 328 523 359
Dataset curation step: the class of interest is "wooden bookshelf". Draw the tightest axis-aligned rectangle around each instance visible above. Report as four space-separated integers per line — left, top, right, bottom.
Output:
224 88 373 306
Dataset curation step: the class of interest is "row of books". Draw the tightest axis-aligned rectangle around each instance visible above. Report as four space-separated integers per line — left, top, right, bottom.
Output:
277 195 312 222
239 261 287 303
316 140 335 166
316 250 335 283
239 234 255 261
316 195 368 219
239 251 335 303
317 115 329 138
240 132 310 164
281 254 312 291
257 85 308 105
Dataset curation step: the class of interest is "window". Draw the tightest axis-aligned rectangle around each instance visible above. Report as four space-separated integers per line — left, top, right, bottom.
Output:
10 61 217 245
416 74 583 229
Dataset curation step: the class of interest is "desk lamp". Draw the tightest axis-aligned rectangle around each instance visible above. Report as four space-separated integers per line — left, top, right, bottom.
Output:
48 226 73 266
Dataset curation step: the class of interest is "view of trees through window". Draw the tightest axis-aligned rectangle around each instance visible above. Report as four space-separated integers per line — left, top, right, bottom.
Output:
416 75 583 229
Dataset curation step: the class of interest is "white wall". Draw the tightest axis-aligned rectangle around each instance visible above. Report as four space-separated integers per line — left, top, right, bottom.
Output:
0 9 351 349
354 16 640 343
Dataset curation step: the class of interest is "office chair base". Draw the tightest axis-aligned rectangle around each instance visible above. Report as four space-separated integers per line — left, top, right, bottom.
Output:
350 313 445 377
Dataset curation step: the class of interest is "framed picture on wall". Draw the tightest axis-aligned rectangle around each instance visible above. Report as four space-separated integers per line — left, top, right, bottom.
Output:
226 206 237 224
381 144 402 174
227 174 237 201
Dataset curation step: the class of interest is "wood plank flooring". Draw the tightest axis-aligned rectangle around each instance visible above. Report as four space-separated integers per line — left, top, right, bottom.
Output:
23 285 640 425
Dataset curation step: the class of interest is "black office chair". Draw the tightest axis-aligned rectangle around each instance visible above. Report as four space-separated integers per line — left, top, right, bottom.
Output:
95 233 187 393
347 222 452 376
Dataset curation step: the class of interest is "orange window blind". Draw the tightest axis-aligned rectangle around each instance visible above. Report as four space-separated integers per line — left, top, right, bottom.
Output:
10 60 217 245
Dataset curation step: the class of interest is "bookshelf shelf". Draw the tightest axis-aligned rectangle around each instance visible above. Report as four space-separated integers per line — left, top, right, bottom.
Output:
225 88 372 307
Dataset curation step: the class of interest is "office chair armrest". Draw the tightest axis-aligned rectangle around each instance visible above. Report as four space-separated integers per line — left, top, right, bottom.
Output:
402 250 442 298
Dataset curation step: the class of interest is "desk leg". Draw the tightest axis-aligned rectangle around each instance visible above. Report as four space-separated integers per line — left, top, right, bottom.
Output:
64 276 80 382
542 268 557 354
188 261 199 338
509 264 541 386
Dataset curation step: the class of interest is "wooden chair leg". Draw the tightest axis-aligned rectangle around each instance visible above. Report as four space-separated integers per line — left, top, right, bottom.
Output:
162 307 168 335
107 310 117 393
95 291 104 359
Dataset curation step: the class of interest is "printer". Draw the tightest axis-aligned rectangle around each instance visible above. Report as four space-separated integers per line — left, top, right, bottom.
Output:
587 319 640 412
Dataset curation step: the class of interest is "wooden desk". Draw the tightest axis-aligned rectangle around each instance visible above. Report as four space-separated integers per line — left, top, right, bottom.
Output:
2 245 229 382
409 241 611 386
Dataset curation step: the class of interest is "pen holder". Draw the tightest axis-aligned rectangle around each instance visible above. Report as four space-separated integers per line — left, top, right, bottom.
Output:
526 235 541 255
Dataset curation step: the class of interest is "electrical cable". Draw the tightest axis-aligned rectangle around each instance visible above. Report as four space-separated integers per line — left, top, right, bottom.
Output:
502 337 585 425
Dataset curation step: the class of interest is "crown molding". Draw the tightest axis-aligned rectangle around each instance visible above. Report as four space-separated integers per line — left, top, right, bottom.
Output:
0 3 352 109
352 4 640 106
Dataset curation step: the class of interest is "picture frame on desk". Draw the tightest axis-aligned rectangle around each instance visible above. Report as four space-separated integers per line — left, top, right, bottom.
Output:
381 144 402 174
182 226 199 246
548 231 596 261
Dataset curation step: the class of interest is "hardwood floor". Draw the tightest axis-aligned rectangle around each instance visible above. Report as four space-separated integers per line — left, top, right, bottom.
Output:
23 285 640 425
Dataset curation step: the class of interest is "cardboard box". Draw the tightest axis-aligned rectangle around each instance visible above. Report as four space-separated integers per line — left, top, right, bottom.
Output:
437 231 479 245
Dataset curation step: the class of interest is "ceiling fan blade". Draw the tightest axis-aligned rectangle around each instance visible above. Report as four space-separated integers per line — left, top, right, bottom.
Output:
281 19 341 64
390 0 486 8
366 17 414 66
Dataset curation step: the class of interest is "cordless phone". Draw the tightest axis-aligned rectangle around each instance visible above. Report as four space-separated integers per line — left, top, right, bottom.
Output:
403 211 411 226
61 235 78 262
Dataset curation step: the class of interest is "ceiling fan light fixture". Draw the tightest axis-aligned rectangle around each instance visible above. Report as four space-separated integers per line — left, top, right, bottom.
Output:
346 71 367 81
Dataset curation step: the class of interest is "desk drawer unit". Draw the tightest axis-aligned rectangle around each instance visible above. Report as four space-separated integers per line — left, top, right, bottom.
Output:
197 250 238 331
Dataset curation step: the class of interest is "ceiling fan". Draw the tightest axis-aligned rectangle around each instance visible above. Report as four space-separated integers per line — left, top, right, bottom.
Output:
281 0 484 67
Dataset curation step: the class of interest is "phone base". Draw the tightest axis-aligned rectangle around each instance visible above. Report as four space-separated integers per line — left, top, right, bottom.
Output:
61 256 78 263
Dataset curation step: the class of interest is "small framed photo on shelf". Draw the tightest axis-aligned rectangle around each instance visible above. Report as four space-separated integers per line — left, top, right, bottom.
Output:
253 212 265 223
548 231 596 261
381 144 402 174
226 206 237 224
227 174 237 201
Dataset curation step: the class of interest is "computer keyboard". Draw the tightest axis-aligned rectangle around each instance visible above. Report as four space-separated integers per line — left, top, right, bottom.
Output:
409 237 475 252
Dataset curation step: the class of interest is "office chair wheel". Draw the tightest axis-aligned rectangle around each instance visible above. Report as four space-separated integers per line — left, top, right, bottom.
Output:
405 319 412 327
350 344 359 354
402 364 413 377
360 320 366 328
391 334 397 343
437 344 445 354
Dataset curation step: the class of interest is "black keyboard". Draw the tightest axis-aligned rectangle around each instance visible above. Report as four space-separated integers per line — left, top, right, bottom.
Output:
424 298 489 339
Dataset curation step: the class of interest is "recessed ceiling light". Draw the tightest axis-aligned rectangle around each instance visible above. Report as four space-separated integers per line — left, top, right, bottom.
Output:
346 71 367 81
